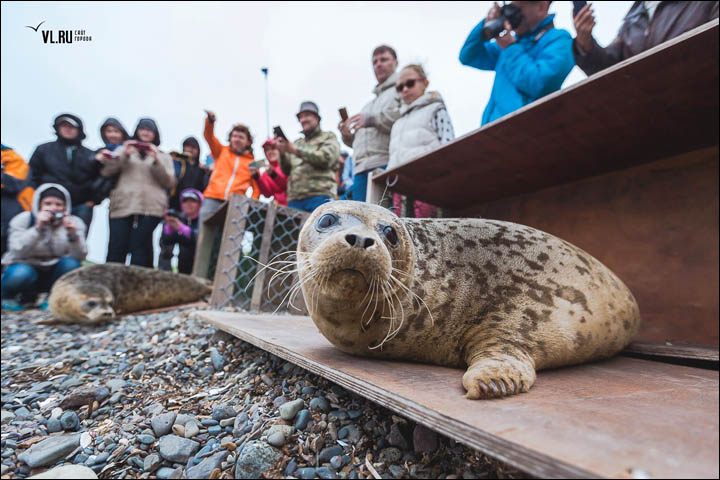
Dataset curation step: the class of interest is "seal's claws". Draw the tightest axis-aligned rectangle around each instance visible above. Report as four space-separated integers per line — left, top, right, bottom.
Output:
477 381 489 397
507 379 516 394
498 379 507 396
488 380 499 396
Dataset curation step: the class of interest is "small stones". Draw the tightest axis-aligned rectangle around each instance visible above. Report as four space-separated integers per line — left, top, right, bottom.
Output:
210 348 225 371
309 397 330 412
318 445 344 463
17 433 81 468
296 467 318 479
59 411 80 431
1 409 16 424
279 398 305 421
158 435 200 463
151 412 177 437
28 464 98 479
184 420 200 439
186 450 228 479
387 424 409 450
211 404 236 421
234 440 283 479
80 432 93 449
172 424 185 437
138 434 156 445
143 452 162 472
379 447 403 464
131 362 145 380
266 431 286 447
46 417 62 433
294 409 312 430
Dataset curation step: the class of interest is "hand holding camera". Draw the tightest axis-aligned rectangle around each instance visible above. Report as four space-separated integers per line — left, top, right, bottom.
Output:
36 210 66 230
482 1 523 42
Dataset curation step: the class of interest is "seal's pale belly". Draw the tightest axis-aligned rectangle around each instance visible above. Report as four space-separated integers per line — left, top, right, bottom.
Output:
297 202 640 399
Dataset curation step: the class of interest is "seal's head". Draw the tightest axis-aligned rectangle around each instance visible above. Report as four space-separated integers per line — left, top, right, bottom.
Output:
49 283 116 324
297 201 415 309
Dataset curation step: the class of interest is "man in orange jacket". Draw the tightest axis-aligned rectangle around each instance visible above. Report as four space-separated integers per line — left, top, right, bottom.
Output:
200 110 260 221
2 144 34 256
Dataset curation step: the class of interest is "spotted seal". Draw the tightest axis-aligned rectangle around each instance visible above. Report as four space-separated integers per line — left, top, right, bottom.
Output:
293 201 641 399
48 263 211 324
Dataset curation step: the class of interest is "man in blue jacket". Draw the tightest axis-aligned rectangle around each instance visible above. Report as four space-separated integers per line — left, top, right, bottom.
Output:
459 1 574 126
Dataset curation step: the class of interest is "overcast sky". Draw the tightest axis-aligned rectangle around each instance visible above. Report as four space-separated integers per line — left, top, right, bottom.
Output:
1 1 631 263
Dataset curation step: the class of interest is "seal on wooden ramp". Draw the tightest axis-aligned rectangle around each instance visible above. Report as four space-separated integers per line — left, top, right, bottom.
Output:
293 201 641 399
48 263 211 324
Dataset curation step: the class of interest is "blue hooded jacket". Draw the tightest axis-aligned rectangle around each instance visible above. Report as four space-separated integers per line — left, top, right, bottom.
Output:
459 14 574 125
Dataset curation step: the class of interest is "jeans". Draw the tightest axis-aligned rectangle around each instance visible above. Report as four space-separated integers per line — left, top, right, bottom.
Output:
1 256 82 299
107 215 161 268
71 204 94 234
288 196 332 213
351 166 386 203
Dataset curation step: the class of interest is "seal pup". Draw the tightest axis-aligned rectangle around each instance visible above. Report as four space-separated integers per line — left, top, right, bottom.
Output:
48 263 211 324
294 201 640 399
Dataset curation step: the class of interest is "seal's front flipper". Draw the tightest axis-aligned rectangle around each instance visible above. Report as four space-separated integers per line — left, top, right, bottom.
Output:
462 347 536 400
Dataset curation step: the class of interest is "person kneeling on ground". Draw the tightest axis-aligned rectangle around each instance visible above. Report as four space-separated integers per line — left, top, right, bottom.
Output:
159 188 203 275
1 183 87 311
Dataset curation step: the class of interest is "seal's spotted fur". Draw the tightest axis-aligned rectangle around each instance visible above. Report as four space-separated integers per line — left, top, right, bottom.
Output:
297 201 640 399
48 263 210 324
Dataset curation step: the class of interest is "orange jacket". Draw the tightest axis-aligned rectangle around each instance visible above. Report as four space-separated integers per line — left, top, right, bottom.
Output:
1 146 33 211
202 118 260 201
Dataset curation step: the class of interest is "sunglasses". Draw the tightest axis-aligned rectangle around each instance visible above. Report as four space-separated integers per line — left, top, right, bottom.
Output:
396 78 422 92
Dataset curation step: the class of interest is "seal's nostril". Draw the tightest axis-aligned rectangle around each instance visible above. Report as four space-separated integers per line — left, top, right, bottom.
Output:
363 238 375 249
345 234 357 247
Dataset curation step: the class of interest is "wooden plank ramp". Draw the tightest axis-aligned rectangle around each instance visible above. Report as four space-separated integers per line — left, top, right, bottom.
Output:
195 311 719 479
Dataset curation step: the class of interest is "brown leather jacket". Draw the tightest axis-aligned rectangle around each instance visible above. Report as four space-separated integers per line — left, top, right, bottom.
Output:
574 1 719 76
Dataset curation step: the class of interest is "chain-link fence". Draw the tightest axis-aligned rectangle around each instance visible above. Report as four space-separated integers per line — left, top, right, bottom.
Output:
201 195 309 313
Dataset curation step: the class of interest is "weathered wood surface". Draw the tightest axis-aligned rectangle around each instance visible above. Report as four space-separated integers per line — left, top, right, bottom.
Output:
196 311 720 479
372 20 719 209
624 340 719 363
210 195 249 306
457 146 719 347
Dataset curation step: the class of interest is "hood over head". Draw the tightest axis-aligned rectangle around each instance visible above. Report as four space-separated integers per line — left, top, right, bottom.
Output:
100 117 129 145
132 118 161 146
32 183 72 216
53 113 86 144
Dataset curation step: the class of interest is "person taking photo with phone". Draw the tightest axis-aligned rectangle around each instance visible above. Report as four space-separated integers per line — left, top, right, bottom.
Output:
98 118 175 268
1 183 86 311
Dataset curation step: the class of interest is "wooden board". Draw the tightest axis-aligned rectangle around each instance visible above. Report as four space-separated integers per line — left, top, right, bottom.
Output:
455 146 719 347
372 20 719 210
196 311 720 479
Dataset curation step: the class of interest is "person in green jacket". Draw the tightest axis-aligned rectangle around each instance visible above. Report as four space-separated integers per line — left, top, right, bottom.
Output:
275 101 341 213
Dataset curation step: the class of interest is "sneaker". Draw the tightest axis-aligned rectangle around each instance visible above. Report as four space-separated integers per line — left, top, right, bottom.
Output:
1 299 25 311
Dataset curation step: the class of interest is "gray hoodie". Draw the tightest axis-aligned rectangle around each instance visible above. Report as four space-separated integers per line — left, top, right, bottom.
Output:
1 183 87 267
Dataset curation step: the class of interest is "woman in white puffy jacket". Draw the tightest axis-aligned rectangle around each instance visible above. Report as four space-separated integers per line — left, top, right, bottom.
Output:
388 64 454 218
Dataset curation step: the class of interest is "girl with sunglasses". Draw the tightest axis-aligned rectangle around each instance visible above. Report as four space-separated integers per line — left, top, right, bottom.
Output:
387 64 455 218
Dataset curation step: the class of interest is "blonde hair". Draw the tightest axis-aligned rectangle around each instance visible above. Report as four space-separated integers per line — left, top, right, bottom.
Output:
401 64 428 80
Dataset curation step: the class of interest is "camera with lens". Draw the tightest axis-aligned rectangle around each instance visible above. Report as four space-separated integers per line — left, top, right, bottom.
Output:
50 212 65 227
481 2 524 41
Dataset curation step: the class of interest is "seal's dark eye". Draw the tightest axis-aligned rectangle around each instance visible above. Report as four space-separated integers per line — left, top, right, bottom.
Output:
383 226 398 246
85 300 98 308
316 214 338 230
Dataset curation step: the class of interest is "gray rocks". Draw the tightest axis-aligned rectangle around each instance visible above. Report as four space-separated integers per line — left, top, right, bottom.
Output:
46 417 62 433
184 420 200 439
106 378 126 392
267 431 286 447
318 445 344 463
296 467 318 479
151 412 177 437
138 434 156 445
309 397 329 412
1 409 15 424
28 464 98 479
211 404 236 421
234 441 282 479
158 434 200 463
387 424 409 450
186 450 227 479
279 398 304 421
60 411 79 431
379 447 403 464
143 453 162 472
210 348 225 371
17 433 81 468
294 409 312 430
131 362 145 379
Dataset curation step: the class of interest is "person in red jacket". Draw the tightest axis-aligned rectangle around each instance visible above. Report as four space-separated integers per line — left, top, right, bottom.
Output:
200 110 260 221
251 139 288 206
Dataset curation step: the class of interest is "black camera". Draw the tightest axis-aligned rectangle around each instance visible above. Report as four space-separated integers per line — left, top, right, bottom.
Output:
51 212 65 227
166 208 183 219
481 3 524 41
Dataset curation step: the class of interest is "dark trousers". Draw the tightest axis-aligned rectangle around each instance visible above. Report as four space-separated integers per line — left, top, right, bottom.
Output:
1 256 82 299
107 215 161 268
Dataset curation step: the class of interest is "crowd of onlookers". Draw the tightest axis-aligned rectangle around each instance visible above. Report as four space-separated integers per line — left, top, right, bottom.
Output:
2 1 717 311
